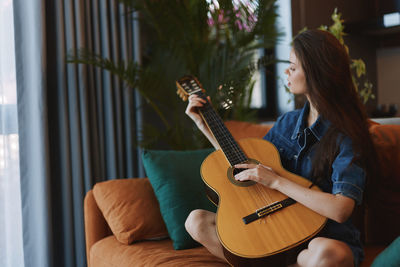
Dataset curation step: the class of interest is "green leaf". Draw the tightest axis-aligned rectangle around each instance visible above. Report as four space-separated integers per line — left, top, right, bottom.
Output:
351 59 366 78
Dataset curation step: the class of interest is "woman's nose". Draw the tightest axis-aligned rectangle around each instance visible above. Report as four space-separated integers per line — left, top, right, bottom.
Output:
284 68 289 75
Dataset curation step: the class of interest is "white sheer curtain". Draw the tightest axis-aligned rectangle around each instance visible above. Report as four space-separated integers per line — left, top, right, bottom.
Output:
0 0 25 266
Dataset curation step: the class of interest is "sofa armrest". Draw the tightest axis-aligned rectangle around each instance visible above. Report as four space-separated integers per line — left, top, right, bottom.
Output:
84 189 112 267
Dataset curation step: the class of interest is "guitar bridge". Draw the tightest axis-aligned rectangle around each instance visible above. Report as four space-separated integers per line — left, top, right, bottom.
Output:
242 198 296 224
257 203 283 217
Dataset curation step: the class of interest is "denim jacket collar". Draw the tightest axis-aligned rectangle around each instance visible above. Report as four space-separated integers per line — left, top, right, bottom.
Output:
290 102 331 141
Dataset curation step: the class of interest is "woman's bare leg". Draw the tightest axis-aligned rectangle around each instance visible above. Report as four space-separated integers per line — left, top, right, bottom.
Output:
187 211 354 266
292 237 354 267
185 209 226 260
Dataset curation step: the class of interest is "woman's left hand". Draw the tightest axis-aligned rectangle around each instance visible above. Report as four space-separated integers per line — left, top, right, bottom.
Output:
234 163 281 189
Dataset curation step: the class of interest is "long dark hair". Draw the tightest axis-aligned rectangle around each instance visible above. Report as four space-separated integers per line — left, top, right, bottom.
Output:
292 29 378 199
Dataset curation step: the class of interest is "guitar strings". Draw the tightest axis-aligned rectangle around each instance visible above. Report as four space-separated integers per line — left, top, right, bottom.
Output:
202 105 276 211
192 85 276 213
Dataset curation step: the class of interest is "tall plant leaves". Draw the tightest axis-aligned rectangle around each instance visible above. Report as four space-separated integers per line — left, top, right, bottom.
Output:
69 0 281 149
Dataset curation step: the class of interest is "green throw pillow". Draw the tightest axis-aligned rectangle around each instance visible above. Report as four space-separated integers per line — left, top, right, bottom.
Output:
371 236 400 267
142 148 217 250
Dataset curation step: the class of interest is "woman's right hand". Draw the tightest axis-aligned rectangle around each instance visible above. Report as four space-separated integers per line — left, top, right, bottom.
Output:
185 95 209 129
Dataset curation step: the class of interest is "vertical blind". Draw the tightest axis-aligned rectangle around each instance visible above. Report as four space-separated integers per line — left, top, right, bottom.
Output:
48 0 139 181
48 1 140 266
14 0 141 266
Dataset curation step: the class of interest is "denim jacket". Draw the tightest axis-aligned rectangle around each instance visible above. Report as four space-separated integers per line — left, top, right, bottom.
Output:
263 102 365 265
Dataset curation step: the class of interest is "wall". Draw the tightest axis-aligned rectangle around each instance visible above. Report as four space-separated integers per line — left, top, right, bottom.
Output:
377 47 400 113
291 0 372 33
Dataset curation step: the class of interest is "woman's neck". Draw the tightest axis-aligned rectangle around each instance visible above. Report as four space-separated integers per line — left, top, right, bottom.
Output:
307 100 319 127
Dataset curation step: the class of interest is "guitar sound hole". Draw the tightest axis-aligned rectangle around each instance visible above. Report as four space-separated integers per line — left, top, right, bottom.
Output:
228 165 256 187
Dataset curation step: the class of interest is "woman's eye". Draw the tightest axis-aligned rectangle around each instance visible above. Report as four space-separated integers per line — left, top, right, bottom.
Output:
290 68 295 71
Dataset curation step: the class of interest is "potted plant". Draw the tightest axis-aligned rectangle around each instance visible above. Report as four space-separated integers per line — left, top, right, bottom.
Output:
69 0 281 149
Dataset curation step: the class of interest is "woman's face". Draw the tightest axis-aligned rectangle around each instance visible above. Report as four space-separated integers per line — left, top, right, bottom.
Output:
285 49 307 95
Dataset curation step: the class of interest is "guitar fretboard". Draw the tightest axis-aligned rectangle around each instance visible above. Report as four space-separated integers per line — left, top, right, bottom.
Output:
197 93 248 166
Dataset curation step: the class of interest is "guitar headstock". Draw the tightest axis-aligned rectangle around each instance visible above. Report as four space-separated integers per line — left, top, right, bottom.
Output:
176 75 205 101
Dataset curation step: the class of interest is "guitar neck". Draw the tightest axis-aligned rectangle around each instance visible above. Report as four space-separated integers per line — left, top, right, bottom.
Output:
196 93 248 166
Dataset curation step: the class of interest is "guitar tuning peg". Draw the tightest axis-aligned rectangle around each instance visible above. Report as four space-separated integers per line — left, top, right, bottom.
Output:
177 91 188 101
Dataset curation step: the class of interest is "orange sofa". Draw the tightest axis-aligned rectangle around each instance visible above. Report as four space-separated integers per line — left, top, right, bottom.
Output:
84 120 400 267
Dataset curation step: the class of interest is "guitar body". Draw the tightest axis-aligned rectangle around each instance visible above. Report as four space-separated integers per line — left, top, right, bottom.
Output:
201 138 327 266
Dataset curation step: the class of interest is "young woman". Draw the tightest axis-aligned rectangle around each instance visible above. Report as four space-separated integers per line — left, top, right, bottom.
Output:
184 29 378 267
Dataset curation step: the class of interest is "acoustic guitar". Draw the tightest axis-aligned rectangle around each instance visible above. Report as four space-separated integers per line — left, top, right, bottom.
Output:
176 75 326 266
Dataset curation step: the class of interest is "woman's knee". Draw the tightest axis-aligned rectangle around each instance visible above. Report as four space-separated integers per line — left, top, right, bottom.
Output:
298 237 354 267
184 209 214 241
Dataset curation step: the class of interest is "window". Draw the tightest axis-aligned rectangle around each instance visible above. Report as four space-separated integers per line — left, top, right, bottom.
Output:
275 0 294 115
203 0 294 119
0 0 25 266
252 0 295 118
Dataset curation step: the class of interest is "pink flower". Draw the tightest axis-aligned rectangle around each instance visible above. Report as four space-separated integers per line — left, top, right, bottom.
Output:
207 17 215 26
235 20 244 30
217 10 229 24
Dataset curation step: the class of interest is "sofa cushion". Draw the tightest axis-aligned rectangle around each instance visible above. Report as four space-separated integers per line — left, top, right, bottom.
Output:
225 120 272 140
93 178 168 245
367 125 400 245
142 149 216 250
90 236 229 267
371 236 400 267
